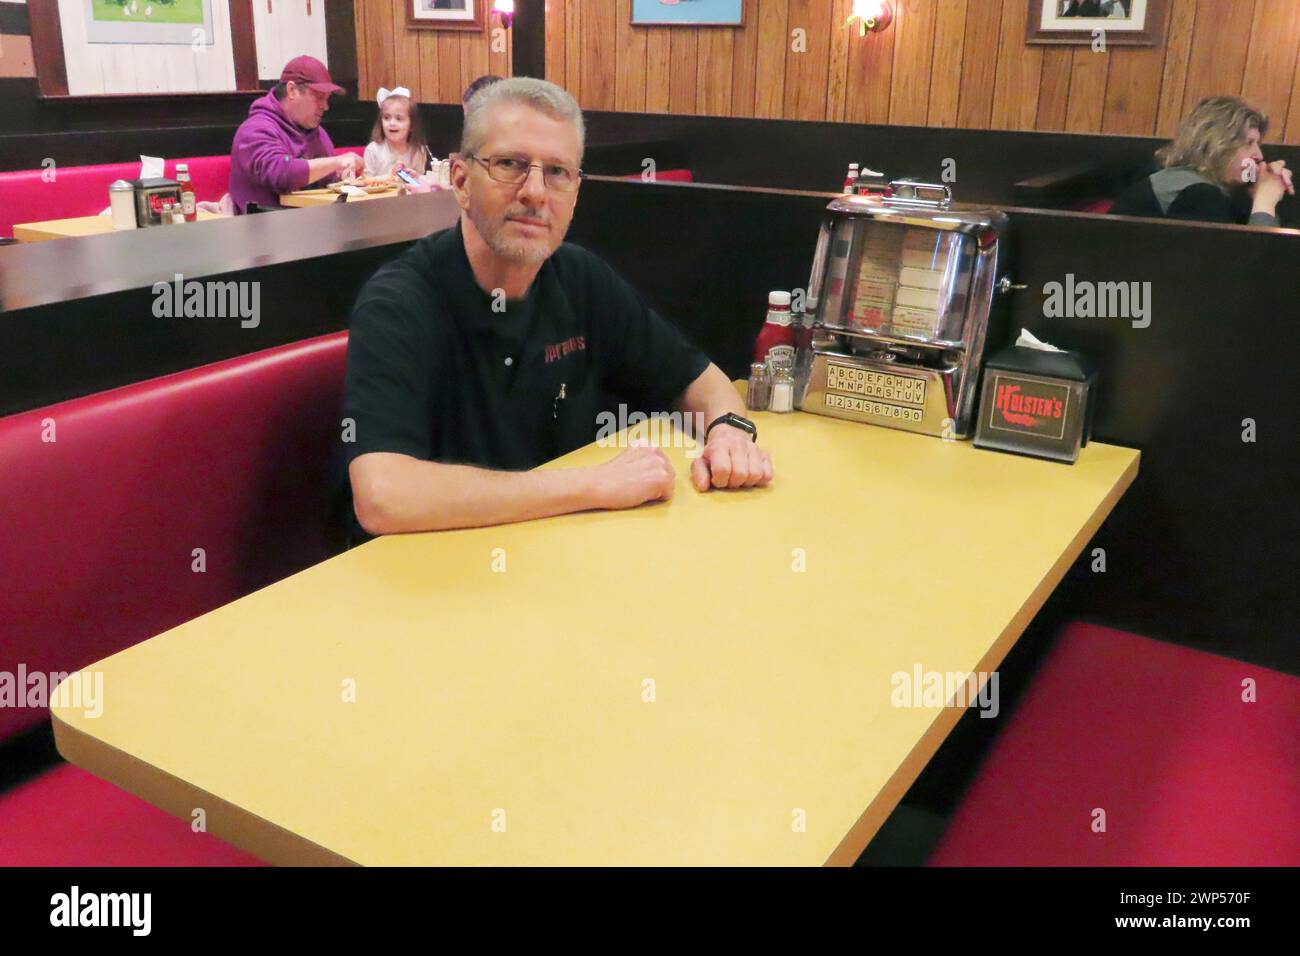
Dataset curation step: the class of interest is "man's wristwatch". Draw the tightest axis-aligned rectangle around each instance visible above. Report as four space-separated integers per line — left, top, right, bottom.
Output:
705 412 757 443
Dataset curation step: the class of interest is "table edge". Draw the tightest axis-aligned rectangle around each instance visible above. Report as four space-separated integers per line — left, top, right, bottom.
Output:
51 709 358 867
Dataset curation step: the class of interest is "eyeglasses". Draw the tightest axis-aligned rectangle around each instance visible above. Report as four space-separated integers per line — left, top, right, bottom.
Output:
468 154 583 192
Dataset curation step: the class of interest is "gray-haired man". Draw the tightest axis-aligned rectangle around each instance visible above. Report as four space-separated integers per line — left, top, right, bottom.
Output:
342 78 772 539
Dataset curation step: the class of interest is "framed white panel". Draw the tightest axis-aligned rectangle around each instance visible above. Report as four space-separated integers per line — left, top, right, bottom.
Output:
57 0 236 94
253 0 327 81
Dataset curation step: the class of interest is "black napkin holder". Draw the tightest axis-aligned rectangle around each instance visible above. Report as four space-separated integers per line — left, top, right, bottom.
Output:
973 344 1096 464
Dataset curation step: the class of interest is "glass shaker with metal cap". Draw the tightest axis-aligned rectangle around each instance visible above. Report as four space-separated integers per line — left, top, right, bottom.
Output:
109 180 137 231
746 362 771 411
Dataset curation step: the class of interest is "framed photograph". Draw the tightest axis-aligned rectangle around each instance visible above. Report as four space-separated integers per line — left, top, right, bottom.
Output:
84 0 215 46
29 0 260 96
1026 0 1168 46
407 0 486 32
631 0 744 28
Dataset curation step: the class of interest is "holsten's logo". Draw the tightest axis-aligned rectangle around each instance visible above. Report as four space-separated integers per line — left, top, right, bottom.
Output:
989 376 1069 439
994 382 1063 429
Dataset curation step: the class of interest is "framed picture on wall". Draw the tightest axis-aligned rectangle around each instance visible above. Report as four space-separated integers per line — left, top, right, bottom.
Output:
1026 0 1167 46
407 0 486 32
84 0 215 46
631 0 744 28
28 0 261 96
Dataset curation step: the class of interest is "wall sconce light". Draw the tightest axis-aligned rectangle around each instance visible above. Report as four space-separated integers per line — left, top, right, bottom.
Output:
493 0 515 27
847 0 893 37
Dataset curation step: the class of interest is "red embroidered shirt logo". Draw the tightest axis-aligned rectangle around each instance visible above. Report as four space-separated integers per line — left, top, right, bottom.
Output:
544 335 585 363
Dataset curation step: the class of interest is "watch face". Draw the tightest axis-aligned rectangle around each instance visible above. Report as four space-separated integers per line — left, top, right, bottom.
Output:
721 413 755 437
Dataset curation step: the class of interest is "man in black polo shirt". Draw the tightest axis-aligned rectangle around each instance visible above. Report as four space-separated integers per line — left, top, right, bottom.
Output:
343 78 772 538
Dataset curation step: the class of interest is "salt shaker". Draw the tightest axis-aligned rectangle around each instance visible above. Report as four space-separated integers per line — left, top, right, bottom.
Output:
109 180 137 231
769 368 795 413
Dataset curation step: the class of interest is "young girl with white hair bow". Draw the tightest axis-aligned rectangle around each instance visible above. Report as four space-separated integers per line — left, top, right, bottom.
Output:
364 86 432 178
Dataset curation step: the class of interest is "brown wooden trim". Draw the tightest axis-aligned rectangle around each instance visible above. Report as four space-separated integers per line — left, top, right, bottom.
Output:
406 0 487 32
1026 0 1169 46
28 0 68 98
228 0 259 93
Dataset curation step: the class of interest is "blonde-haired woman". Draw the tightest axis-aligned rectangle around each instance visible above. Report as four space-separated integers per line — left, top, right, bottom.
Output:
1112 96 1293 226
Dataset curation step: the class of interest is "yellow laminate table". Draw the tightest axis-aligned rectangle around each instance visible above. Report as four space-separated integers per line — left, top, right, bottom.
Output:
13 210 222 242
52 407 1138 866
280 186 402 208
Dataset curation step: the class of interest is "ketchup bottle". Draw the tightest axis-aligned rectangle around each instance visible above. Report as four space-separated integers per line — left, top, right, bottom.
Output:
176 163 197 222
754 291 795 369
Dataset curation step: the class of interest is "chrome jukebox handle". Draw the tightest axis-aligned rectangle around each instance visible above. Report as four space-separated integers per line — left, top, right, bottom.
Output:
885 180 952 209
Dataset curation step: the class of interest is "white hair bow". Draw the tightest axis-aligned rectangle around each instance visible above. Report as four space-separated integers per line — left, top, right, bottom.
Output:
376 86 411 106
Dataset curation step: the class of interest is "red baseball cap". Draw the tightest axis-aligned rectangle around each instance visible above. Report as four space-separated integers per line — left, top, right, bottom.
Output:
280 55 344 96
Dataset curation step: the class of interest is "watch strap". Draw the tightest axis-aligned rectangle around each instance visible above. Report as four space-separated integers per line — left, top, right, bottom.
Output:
705 412 757 443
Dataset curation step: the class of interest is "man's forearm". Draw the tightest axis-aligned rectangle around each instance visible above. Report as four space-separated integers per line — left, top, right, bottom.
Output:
306 156 341 185
675 363 746 433
351 454 601 535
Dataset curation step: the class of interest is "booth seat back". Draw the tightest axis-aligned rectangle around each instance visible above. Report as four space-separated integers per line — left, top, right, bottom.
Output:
0 332 349 741
0 147 367 237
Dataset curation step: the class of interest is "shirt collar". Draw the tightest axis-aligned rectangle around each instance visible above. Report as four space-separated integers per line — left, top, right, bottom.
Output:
435 221 543 332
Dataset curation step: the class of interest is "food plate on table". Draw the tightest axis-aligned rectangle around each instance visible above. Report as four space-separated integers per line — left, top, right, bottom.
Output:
328 177 396 194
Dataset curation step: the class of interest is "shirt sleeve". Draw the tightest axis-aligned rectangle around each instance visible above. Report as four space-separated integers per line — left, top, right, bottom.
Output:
235 128 311 195
586 253 711 411
342 268 437 465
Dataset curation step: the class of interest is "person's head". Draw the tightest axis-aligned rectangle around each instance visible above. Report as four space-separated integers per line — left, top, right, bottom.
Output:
453 78 585 266
462 74 504 114
372 87 426 158
276 55 344 130
1158 96 1270 188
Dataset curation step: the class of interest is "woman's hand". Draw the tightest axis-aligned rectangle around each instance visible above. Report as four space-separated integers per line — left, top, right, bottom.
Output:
1251 159 1291 215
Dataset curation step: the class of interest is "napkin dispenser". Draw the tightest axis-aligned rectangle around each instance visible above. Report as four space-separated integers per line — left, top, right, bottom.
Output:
973 344 1096 463
131 177 182 227
795 183 1014 439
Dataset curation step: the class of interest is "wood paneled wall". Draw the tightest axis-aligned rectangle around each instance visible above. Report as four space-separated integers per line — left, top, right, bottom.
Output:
543 0 1300 144
355 0 511 107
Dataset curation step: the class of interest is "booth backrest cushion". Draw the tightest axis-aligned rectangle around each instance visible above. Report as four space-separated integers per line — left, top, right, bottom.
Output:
0 147 367 238
0 332 349 741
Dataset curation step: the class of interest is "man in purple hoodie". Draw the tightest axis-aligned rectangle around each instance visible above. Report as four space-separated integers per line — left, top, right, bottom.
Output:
229 55 361 214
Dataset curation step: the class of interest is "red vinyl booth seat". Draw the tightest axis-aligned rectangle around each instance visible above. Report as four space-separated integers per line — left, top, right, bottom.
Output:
0 146 367 238
0 332 348 865
0 764 263 867
0 331 349 741
929 623 1300 866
